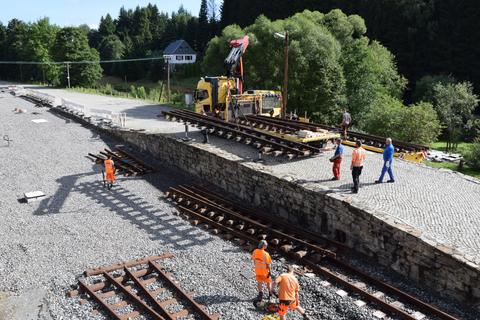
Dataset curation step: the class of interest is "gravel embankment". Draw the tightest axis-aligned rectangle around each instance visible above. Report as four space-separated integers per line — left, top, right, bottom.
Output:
0 92 475 320
0 93 373 319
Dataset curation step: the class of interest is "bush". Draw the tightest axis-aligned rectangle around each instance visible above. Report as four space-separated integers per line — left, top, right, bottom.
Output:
465 138 480 170
363 94 442 144
136 86 147 99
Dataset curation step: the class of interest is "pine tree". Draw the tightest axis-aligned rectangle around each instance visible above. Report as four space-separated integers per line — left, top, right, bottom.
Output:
99 14 115 37
197 0 209 53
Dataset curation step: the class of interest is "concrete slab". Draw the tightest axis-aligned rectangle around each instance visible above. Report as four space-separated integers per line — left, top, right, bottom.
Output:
0 289 51 320
24 191 46 203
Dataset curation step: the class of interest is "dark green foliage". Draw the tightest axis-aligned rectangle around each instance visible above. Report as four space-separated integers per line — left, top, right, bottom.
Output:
205 10 405 125
431 82 479 151
99 14 115 37
363 95 442 144
52 27 103 87
0 3 216 85
220 0 480 99
465 138 480 170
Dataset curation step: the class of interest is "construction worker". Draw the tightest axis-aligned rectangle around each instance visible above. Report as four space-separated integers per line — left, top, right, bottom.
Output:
340 109 351 139
329 138 344 180
104 155 116 190
351 140 366 194
252 240 273 303
375 138 395 183
275 265 311 320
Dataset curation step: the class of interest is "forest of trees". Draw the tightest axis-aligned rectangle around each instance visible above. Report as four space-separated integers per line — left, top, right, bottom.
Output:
220 0 480 99
0 0 479 151
0 1 220 85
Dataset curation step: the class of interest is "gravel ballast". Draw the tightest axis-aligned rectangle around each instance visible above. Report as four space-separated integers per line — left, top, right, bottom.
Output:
0 92 475 320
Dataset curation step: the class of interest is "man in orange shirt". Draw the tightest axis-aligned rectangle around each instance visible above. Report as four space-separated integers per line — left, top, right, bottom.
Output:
252 240 273 304
350 140 366 194
104 156 116 190
275 265 311 320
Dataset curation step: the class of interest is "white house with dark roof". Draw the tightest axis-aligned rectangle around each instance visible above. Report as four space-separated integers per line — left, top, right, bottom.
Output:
163 40 197 64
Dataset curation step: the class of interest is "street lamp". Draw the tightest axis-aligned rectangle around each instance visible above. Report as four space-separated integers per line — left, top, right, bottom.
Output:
274 31 289 119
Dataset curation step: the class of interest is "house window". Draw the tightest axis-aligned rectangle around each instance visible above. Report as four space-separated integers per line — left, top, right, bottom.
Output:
185 55 192 60
176 55 184 61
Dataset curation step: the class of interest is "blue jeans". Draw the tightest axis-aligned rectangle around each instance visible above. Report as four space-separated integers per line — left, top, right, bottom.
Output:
379 160 394 182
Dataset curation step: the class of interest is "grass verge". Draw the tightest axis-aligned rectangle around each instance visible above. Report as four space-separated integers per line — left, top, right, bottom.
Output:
424 161 480 179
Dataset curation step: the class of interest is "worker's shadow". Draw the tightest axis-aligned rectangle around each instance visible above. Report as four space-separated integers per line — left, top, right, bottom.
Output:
295 178 337 184
194 294 251 304
336 181 378 191
33 170 213 251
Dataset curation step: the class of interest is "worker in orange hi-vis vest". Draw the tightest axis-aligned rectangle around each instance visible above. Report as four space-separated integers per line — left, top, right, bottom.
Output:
275 265 312 320
252 240 274 304
104 156 116 190
350 140 366 194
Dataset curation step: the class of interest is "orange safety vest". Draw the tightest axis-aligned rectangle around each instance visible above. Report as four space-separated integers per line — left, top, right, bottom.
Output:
276 273 299 301
252 249 271 276
351 147 366 167
104 159 114 173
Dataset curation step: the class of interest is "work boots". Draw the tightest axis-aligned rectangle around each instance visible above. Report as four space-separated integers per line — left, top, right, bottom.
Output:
253 292 263 307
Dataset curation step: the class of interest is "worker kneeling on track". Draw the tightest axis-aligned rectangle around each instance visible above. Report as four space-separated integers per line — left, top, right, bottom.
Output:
275 265 312 320
104 156 116 190
252 240 274 304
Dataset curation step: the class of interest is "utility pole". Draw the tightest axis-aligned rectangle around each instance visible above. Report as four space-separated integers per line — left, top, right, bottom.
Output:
274 31 289 118
282 31 289 119
66 62 71 88
167 58 171 102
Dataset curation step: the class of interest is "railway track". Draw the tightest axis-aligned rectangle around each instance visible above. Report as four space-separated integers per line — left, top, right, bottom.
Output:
69 254 219 320
162 109 321 158
247 115 429 153
87 147 156 176
166 184 459 320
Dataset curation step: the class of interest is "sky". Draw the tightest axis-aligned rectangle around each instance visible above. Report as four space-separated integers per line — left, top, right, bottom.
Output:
0 0 202 28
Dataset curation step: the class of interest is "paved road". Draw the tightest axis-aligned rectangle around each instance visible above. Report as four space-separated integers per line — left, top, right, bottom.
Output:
6 85 480 264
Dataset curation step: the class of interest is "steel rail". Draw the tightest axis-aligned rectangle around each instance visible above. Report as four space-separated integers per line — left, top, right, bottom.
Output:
173 109 324 153
149 261 220 320
78 280 123 320
169 185 459 320
123 267 174 320
163 110 320 156
185 185 347 250
115 147 156 172
176 204 417 320
169 186 336 258
252 115 429 152
103 272 165 320
172 109 320 153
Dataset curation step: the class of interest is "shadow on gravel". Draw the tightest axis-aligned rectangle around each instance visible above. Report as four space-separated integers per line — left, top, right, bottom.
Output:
33 171 212 250
194 294 251 304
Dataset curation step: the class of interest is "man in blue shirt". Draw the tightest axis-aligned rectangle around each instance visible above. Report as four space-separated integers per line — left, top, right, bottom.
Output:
375 138 395 183
330 138 344 180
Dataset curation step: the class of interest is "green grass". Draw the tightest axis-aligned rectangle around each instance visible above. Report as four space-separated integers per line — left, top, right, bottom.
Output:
67 76 199 110
430 141 473 154
425 161 480 179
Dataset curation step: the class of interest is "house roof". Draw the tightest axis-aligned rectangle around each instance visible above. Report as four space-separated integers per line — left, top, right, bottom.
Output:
163 40 196 55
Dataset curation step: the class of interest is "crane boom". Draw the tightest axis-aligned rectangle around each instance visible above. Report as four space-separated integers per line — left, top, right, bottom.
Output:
224 35 249 94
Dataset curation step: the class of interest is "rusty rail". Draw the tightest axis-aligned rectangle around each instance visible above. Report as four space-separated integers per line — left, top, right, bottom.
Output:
87 147 155 176
251 115 429 152
162 109 321 158
167 185 459 320
70 255 219 320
